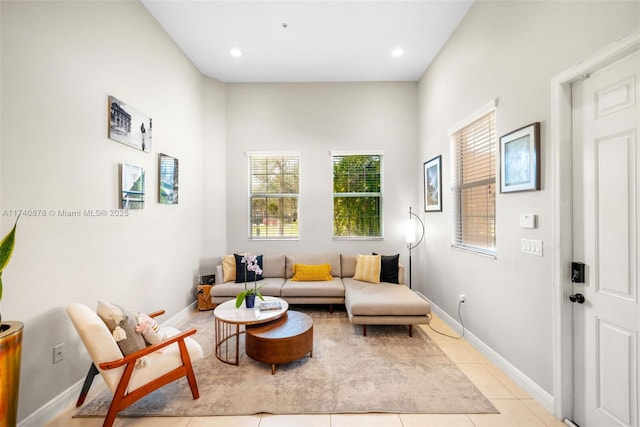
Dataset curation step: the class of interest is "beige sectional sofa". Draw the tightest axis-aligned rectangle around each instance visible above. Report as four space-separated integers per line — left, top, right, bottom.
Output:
212 253 431 336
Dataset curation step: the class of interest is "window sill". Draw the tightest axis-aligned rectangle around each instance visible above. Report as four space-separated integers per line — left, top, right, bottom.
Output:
249 237 300 241
332 236 384 241
450 244 496 259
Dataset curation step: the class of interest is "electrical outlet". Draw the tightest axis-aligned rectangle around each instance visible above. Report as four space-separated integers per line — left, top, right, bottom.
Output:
459 294 466 303
53 343 64 363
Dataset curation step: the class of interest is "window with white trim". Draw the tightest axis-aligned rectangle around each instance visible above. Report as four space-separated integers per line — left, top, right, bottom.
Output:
450 106 497 255
332 152 382 239
248 153 299 239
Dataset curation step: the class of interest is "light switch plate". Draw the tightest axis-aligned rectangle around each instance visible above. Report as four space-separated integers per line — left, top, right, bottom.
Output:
521 238 543 256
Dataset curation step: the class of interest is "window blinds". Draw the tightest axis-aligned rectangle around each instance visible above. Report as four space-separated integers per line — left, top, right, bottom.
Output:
332 154 382 238
451 110 496 253
249 154 299 239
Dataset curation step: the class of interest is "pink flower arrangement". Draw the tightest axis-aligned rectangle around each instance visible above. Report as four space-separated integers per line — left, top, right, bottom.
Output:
235 254 265 308
242 254 263 278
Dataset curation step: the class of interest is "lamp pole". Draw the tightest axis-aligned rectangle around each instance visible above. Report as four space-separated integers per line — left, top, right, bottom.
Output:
407 206 425 290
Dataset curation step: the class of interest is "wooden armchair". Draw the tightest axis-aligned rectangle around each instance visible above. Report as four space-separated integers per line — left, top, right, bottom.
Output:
67 303 203 427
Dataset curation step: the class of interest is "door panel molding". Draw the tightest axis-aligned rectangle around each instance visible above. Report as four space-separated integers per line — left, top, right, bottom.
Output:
595 317 637 426
595 75 637 118
594 130 637 302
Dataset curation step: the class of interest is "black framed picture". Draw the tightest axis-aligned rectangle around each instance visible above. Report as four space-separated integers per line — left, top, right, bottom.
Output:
500 122 540 193
424 155 442 212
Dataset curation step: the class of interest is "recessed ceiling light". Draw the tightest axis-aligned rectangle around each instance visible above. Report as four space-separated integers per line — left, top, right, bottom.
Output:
391 48 404 57
230 48 242 58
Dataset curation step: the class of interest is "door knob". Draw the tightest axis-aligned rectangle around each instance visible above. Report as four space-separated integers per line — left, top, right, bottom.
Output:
569 293 585 304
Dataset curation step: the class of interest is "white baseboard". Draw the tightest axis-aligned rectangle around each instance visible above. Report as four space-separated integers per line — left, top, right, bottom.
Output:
17 377 96 427
416 292 555 413
163 301 198 328
19 302 197 427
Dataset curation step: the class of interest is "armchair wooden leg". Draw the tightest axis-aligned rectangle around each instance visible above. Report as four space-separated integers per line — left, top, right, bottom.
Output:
362 325 367 336
103 404 119 427
409 325 413 337
179 340 200 399
76 363 99 407
329 304 333 314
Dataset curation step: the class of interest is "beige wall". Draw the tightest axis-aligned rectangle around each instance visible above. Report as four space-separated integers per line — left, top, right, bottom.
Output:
224 82 419 260
0 0 226 420
417 0 640 396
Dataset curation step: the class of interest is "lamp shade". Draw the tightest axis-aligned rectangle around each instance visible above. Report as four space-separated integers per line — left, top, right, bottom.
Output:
405 219 417 244
406 207 425 250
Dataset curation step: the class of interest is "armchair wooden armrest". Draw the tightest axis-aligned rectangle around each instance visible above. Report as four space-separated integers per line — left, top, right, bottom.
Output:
99 328 197 370
148 310 165 319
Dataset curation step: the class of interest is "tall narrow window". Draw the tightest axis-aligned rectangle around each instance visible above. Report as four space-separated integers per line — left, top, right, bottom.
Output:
450 105 497 255
248 153 299 239
332 152 383 239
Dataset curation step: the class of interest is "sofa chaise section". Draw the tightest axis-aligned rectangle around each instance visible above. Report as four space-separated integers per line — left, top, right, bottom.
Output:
342 278 431 336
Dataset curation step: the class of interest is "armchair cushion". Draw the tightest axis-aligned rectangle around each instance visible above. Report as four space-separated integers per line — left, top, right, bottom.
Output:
67 303 126 393
134 312 170 346
97 301 146 358
126 326 203 392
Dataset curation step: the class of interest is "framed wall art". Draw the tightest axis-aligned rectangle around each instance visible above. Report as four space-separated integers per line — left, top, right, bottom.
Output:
500 122 540 193
108 95 152 152
159 153 179 204
120 163 145 209
424 155 442 212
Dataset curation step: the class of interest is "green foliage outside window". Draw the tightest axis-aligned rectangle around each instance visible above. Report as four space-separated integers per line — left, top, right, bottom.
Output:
332 154 382 238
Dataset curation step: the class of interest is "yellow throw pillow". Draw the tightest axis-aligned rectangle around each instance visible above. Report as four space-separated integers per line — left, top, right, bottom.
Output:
222 255 236 282
353 254 381 284
291 263 333 281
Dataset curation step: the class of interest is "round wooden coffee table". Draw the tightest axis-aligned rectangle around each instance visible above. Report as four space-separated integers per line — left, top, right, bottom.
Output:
213 296 288 365
245 310 313 374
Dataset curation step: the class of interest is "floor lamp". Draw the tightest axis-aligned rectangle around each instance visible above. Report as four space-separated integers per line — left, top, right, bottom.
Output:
406 206 425 290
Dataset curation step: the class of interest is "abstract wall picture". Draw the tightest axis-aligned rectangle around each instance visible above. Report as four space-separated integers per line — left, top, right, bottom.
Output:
500 122 540 193
424 155 442 212
109 96 152 152
121 163 145 209
159 153 179 204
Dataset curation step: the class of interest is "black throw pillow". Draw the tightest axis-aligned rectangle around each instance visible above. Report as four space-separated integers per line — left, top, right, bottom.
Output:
373 253 399 284
234 254 264 283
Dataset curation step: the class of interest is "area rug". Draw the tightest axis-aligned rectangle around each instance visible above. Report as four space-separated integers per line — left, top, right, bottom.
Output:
75 306 498 417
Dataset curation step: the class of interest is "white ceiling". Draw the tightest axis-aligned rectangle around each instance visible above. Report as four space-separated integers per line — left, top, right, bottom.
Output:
141 1 474 83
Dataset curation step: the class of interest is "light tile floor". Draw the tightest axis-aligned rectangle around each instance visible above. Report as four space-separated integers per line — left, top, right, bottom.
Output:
45 313 565 427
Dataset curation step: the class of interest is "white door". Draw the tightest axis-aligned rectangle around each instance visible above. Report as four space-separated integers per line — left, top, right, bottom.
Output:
571 50 640 427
